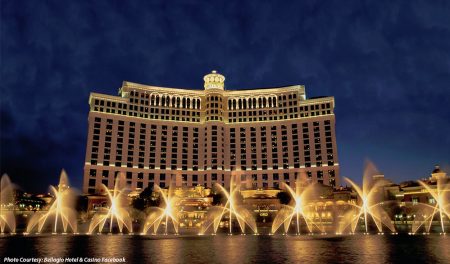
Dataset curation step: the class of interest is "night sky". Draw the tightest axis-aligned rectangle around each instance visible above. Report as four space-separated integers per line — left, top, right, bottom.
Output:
1 0 449 193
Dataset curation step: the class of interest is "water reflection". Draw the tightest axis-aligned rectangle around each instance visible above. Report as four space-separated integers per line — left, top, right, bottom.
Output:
32 236 69 257
153 238 182 263
97 235 127 257
426 235 450 263
358 236 389 264
1 235 449 264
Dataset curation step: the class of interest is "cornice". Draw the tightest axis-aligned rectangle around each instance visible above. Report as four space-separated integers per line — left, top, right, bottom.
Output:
122 81 305 97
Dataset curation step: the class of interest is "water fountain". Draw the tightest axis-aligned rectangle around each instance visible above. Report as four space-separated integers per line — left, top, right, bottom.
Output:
200 176 257 235
337 162 396 234
26 170 78 234
271 180 325 235
88 172 133 234
0 174 16 234
411 174 449 234
142 183 179 235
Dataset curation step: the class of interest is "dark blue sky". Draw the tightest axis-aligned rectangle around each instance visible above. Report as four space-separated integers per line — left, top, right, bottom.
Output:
1 0 449 193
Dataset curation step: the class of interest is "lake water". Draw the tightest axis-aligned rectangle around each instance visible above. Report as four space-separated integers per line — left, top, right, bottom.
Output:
1 234 449 264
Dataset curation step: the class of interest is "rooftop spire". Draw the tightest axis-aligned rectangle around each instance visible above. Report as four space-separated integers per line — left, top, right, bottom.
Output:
203 70 225 90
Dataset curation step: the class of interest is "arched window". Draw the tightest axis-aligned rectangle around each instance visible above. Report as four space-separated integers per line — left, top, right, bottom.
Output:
161 95 166 106
172 97 176 106
155 95 160 106
238 99 242 110
243 99 247 109
151 95 155 106
197 99 201 109
268 97 272 107
252 98 256 109
187 98 191 108
263 97 267 108
177 97 181 108
233 100 236 110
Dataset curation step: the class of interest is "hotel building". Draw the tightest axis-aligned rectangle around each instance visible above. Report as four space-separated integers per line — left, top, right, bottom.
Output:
83 71 340 194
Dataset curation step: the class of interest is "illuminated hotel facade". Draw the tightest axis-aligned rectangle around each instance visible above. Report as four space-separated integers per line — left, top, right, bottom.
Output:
83 71 340 194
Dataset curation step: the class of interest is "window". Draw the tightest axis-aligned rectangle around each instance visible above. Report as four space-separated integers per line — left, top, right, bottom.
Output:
89 179 96 187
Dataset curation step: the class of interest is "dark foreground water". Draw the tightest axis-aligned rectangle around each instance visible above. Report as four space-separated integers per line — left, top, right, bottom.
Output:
1 234 449 264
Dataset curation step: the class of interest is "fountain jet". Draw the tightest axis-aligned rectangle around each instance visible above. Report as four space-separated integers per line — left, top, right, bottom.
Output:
88 173 133 234
142 183 179 235
271 180 325 235
200 176 257 235
338 161 395 234
0 174 16 233
26 170 77 234
411 174 449 234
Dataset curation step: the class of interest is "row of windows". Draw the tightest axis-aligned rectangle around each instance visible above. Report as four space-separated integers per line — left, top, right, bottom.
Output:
92 99 202 122
115 96 331 114
227 93 301 110
88 170 336 183
228 96 278 110
300 103 331 111
88 175 336 193
93 97 329 114
92 108 332 125
129 90 202 110
91 119 332 136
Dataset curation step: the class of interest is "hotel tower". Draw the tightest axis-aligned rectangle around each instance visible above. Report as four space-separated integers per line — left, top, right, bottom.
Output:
83 71 339 194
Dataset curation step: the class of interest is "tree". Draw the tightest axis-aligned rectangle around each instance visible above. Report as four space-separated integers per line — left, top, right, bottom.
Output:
75 195 88 212
139 186 153 199
131 197 146 211
131 186 160 210
211 192 225 206
277 191 291 205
